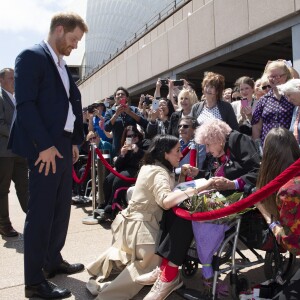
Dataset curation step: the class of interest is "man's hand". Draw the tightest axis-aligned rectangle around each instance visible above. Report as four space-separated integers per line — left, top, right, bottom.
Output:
35 146 63 175
72 145 79 164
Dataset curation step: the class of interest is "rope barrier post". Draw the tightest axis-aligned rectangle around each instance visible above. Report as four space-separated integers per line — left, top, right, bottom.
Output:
97 150 110 208
82 143 101 225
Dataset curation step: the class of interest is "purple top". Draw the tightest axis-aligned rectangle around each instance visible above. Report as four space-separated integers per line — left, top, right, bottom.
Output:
251 90 294 144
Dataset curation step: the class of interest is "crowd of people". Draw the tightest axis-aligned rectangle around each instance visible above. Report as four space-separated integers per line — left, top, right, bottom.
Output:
1 9 300 300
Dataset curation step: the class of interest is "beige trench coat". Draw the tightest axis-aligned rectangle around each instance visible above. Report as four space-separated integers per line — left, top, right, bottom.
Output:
86 163 175 300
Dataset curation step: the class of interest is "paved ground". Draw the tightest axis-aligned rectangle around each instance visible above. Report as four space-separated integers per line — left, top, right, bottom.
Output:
0 184 297 300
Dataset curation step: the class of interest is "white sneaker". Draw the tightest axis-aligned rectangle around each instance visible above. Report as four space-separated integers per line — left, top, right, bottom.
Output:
143 273 183 300
135 267 161 285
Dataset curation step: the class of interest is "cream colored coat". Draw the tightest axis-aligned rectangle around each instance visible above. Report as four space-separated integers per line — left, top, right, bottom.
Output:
86 163 175 300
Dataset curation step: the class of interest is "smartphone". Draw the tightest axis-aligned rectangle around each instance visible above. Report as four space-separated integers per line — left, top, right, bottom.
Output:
125 137 132 150
152 99 160 111
160 79 168 85
120 98 126 106
173 80 184 86
241 99 248 107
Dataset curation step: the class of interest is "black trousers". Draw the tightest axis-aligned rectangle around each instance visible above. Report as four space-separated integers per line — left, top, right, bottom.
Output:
0 156 28 227
102 169 136 207
155 209 194 266
24 136 72 285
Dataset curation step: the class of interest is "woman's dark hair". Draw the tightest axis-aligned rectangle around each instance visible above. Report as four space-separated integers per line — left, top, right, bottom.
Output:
120 125 143 147
114 86 129 97
142 135 179 171
257 127 300 219
166 99 175 117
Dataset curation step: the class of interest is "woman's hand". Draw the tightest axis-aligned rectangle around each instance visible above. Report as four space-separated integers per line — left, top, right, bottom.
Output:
181 164 199 178
120 144 129 156
131 144 139 153
148 109 159 122
241 106 252 119
211 177 235 191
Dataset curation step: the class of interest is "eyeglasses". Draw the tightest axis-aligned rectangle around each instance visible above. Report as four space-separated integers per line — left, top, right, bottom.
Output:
126 134 137 138
267 74 286 80
261 85 272 90
232 97 242 101
178 124 190 129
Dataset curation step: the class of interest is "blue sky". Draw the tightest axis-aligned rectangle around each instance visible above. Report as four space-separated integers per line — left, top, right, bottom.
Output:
0 0 87 70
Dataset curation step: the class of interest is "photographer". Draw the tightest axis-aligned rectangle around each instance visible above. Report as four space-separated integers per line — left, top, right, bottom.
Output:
87 99 112 142
146 98 174 138
104 87 148 156
138 94 152 118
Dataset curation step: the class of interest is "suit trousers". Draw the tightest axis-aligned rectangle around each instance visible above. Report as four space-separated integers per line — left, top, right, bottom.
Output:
0 156 28 227
24 136 73 285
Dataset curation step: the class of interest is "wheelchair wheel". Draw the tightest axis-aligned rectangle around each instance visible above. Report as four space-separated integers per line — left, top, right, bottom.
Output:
230 274 249 300
181 259 198 278
264 250 296 280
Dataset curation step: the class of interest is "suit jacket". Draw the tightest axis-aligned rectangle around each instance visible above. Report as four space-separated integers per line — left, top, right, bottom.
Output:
8 41 84 160
0 88 17 157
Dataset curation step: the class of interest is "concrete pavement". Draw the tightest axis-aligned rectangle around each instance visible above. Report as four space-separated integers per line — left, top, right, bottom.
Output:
0 184 286 300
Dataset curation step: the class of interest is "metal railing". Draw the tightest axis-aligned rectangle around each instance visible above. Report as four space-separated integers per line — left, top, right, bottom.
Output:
78 0 191 84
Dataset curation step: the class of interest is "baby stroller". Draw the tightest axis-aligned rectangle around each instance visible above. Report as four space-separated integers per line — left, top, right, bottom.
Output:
175 201 296 299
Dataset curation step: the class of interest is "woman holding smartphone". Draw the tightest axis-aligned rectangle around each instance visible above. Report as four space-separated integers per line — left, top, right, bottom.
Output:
234 76 258 135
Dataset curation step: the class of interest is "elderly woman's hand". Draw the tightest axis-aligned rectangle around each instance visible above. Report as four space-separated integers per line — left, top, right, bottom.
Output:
181 164 199 178
211 177 235 191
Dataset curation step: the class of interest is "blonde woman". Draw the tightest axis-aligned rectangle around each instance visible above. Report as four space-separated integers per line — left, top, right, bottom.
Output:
167 88 198 137
251 60 294 145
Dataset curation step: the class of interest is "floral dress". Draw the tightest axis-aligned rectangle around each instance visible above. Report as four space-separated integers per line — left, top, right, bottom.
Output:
276 176 300 255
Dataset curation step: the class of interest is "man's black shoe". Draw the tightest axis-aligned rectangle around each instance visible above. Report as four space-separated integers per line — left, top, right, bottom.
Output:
45 260 84 278
0 225 18 237
25 280 71 299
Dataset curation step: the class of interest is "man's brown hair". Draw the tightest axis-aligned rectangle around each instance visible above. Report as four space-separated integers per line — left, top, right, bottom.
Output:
50 12 88 34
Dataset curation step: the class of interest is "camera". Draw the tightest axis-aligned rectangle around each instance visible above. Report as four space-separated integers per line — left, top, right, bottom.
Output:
143 96 151 106
173 80 184 86
160 79 168 85
87 104 97 114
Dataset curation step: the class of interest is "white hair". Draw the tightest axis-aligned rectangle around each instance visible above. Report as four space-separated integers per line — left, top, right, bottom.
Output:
277 79 300 95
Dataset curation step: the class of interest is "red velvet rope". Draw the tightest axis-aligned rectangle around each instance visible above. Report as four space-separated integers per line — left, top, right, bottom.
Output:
72 151 92 184
95 148 137 183
186 145 197 181
180 146 190 161
173 158 300 221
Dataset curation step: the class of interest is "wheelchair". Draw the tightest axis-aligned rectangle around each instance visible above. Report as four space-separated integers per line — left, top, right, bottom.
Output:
179 211 296 300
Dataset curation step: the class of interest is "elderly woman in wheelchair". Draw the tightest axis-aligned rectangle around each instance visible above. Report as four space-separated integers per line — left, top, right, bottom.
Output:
137 119 260 300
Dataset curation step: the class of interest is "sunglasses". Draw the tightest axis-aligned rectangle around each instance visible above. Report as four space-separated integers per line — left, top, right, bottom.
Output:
261 85 272 90
126 134 137 138
232 96 242 101
178 124 190 129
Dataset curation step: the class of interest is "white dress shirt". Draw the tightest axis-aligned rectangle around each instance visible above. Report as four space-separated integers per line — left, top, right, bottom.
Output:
45 40 75 132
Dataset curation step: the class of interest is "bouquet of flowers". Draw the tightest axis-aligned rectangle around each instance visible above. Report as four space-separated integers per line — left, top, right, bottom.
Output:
179 189 246 224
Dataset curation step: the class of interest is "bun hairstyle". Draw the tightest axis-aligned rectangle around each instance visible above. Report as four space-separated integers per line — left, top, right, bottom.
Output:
142 135 179 171
201 72 225 101
235 76 255 89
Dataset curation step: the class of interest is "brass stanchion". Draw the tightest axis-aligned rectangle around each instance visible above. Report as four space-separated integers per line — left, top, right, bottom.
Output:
82 143 101 224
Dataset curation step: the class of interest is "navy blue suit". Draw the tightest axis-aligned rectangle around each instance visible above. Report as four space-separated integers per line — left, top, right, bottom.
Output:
9 41 84 285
